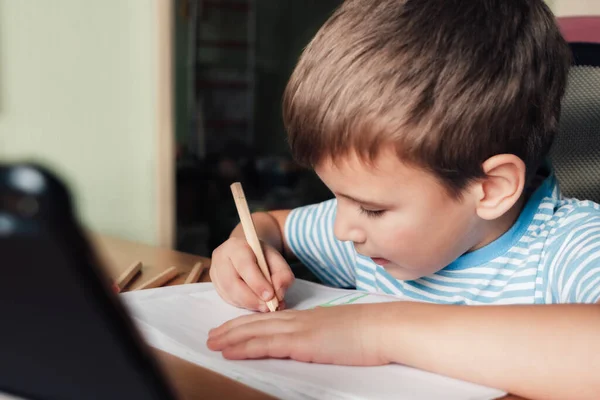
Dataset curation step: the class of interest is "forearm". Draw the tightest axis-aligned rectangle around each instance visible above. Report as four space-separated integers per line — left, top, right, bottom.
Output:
383 302 600 400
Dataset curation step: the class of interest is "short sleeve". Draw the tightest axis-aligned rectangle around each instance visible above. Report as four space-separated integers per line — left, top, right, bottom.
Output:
284 199 356 288
542 206 600 304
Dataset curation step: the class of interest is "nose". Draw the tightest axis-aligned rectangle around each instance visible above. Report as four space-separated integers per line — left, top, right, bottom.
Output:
333 206 366 244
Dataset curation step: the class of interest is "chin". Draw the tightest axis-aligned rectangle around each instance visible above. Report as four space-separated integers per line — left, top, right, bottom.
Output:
381 263 425 281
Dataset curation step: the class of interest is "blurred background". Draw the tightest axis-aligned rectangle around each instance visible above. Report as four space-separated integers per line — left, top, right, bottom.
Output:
0 0 597 258
173 0 338 255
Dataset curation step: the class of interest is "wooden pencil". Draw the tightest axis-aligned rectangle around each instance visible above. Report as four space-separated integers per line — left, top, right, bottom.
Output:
115 261 142 292
185 261 205 284
230 182 279 312
135 266 178 290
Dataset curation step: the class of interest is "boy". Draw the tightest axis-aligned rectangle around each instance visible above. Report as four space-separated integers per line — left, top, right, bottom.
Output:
207 0 600 398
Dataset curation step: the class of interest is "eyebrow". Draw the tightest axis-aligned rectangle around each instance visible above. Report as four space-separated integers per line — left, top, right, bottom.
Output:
336 193 391 209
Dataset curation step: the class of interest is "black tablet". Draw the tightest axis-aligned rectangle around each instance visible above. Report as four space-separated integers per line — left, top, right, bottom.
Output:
0 163 176 400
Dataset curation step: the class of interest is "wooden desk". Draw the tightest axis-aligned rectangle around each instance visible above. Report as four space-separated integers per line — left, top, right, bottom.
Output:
91 234 274 399
92 234 212 290
92 234 525 400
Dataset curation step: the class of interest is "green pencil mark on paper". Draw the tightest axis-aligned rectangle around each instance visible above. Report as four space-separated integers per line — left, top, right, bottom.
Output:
313 293 370 308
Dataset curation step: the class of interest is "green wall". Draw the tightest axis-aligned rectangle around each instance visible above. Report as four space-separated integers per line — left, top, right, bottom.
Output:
0 0 161 245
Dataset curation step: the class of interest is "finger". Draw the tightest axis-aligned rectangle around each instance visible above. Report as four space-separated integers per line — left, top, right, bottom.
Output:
208 310 295 339
207 319 297 351
210 262 235 306
228 278 266 311
230 245 275 303
221 333 298 360
264 247 295 301
215 253 267 310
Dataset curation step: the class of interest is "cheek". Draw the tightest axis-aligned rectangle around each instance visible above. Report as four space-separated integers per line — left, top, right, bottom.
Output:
418 202 477 257
376 214 429 252
379 203 474 262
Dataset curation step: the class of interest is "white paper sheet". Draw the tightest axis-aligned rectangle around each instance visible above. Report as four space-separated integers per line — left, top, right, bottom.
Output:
121 280 506 400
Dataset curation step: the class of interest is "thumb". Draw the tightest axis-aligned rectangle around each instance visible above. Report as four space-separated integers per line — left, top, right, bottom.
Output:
264 246 295 301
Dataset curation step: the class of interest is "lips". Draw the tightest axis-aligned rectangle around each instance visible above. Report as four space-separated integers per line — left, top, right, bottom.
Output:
370 257 390 266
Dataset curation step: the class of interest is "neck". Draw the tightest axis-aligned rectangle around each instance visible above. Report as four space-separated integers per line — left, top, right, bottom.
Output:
470 194 527 252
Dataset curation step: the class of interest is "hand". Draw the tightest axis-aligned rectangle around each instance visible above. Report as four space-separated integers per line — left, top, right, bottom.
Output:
210 237 295 312
206 303 390 366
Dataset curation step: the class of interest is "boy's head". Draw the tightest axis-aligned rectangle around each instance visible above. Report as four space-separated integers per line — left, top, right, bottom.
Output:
284 0 570 196
283 0 571 279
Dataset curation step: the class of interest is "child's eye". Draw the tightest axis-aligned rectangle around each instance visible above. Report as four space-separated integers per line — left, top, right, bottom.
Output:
359 206 385 218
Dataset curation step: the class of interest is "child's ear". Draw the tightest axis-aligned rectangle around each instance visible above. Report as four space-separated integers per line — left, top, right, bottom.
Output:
474 154 526 220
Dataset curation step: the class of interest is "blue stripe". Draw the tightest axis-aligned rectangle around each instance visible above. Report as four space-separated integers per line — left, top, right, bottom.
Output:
433 269 528 281
375 266 458 303
356 275 375 290
356 267 376 284
309 206 349 287
324 202 354 285
377 280 396 295
582 284 600 303
313 203 349 286
406 281 534 303
419 275 535 291
328 206 356 285
578 270 600 303
290 207 331 285
396 284 457 304
292 206 342 287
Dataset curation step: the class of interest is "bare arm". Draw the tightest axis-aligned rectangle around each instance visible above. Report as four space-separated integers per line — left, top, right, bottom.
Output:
384 301 600 400
208 286 600 399
229 210 296 261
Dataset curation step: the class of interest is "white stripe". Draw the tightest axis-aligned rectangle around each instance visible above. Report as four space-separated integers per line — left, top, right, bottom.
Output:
519 236 536 243
320 201 353 286
427 273 536 286
493 255 540 265
549 221 600 292
318 202 354 285
508 246 530 255
555 226 600 291
388 278 454 303
400 280 533 305
561 251 600 302
442 266 537 277
356 257 379 278
417 279 535 297
577 237 600 258
580 275 600 303
356 280 377 292
302 203 347 287
528 242 545 250
561 213 589 227
528 223 544 231
356 267 375 282
544 282 554 304
375 272 404 296
293 205 329 283
527 225 552 236
574 268 600 302
491 296 536 305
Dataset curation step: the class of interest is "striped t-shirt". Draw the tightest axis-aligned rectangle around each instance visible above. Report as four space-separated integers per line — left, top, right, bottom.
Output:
284 174 600 305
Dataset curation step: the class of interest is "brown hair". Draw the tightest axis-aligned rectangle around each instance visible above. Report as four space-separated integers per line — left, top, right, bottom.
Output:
283 0 571 197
